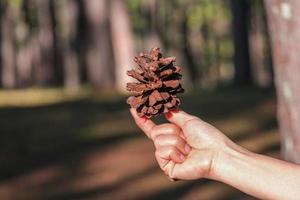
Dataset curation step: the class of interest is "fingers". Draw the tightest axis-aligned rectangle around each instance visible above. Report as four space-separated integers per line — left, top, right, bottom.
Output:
165 109 199 130
154 134 191 155
152 129 191 171
149 123 181 140
155 146 185 167
130 108 156 138
148 123 191 157
130 108 192 170
131 107 182 140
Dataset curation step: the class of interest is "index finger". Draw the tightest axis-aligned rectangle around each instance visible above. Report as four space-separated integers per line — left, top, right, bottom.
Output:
165 109 199 129
130 108 156 138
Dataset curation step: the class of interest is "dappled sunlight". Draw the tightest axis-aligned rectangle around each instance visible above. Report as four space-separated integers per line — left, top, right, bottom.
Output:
84 112 137 138
239 130 279 153
0 88 89 107
214 118 258 138
212 97 277 141
0 165 64 199
0 88 278 200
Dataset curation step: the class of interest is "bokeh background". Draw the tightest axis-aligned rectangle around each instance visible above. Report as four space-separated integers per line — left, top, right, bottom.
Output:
0 0 279 199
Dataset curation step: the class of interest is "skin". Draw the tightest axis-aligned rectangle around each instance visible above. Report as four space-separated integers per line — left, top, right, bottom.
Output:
130 108 300 200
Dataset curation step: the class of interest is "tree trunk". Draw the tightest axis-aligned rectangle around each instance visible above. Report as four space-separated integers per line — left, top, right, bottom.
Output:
35 0 55 86
0 1 16 88
14 0 34 88
49 0 63 85
141 0 162 50
110 0 135 93
231 0 252 85
265 0 300 163
84 0 114 89
0 0 3 85
181 11 198 86
249 1 272 88
57 0 80 91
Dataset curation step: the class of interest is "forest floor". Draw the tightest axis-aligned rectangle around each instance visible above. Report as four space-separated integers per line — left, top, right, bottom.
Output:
0 87 279 200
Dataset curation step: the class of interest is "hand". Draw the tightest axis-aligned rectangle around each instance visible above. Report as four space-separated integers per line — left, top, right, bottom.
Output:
130 108 233 180
131 109 300 199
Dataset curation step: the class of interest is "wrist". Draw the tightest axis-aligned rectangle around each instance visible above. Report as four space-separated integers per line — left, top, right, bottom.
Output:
209 141 250 181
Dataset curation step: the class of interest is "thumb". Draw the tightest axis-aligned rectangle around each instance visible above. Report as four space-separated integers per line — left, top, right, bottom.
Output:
130 108 156 138
165 109 199 129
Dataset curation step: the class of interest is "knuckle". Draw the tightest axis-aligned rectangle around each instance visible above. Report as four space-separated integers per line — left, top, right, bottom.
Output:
172 136 181 146
169 125 180 133
153 137 161 147
183 118 199 130
176 135 183 143
149 127 157 139
169 146 177 154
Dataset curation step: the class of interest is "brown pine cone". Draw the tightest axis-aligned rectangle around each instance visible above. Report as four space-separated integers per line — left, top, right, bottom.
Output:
126 47 184 118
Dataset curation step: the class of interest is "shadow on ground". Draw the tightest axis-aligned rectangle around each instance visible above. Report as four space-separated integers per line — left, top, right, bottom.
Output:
0 87 278 200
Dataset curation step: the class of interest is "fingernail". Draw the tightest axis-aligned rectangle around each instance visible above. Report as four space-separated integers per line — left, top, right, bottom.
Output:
185 144 191 153
141 116 148 121
165 111 173 119
180 154 185 161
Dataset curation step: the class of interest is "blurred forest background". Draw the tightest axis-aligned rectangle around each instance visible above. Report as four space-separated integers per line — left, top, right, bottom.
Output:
0 0 273 90
1 0 298 199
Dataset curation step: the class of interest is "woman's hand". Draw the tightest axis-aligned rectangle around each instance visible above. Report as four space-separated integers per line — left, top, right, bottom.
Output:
130 108 233 180
131 108 300 199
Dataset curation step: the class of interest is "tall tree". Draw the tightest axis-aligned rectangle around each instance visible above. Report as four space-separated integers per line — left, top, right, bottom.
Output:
265 0 300 163
57 0 80 91
231 0 252 85
110 0 135 93
0 1 16 88
49 0 63 85
34 0 55 86
84 0 114 89
0 0 3 84
249 0 272 88
141 1 162 50
15 2 30 87
180 9 198 86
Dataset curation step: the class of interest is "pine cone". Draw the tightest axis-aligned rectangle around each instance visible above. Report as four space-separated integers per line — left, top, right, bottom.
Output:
126 47 184 118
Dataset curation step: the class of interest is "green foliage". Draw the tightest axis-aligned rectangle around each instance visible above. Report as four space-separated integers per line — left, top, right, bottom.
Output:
126 0 147 33
127 0 235 87
8 0 22 7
